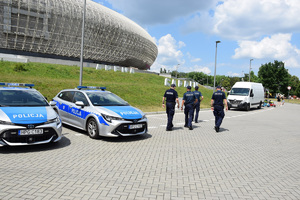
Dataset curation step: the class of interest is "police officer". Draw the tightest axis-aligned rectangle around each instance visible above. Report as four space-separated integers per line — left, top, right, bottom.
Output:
162 84 179 131
181 86 197 130
211 86 228 132
193 86 204 123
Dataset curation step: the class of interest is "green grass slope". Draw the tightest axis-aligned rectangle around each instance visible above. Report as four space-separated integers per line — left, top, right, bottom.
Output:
0 61 213 112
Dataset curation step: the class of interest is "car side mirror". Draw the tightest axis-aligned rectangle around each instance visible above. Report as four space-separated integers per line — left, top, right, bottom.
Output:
49 101 57 106
250 93 254 97
75 101 85 108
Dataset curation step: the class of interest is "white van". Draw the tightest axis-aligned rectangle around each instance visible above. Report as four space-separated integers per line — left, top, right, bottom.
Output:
227 82 264 111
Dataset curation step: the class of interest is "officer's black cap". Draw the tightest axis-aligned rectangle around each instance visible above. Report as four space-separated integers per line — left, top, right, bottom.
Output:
216 86 221 89
171 84 176 87
187 86 191 89
195 86 199 89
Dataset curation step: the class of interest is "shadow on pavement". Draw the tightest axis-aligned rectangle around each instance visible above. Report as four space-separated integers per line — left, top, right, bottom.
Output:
0 136 71 154
172 127 184 130
100 133 152 143
63 124 152 143
218 127 229 132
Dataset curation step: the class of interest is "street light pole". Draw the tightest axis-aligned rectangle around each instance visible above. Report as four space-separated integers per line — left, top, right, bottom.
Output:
79 0 86 86
213 41 221 92
249 59 253 82
176 64 180 78
207 72 210 86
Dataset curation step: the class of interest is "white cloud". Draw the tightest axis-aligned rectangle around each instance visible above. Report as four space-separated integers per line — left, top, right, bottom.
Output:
191 58 201 62
233 33 300 68
183 65 211 74
227 72 240 77
150 34 185 72
182 0 300 40
187 52 201 63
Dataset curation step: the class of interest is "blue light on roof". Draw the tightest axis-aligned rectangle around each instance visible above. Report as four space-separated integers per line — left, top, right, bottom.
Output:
77 86 106 91
0 82 34 88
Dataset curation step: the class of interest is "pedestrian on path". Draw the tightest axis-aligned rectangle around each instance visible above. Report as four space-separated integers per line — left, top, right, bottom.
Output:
162 84 179 131
211 86 228 132
181 86 197 130
192 86 203 123
277 94 282 106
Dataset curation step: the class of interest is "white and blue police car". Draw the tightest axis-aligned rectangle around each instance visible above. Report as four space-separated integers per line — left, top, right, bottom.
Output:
52 86 148 138
0 82 62 146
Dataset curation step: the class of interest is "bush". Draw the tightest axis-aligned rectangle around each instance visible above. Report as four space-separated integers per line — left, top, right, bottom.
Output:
13 63 27 72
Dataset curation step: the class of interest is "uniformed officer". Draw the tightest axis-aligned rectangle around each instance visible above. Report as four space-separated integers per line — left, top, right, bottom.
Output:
181 86 198 130
162 84 179 131
193 86 204 123
211 86 228 132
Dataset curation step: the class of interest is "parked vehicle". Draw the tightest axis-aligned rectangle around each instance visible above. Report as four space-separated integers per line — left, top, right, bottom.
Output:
52 86 148 138
227 82 264 111
0 82 62 146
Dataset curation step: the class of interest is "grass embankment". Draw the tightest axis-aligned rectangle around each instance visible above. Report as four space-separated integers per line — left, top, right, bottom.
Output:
0 61 213 112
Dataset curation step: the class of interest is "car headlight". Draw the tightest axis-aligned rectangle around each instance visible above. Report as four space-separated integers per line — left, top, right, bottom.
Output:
141 115 147 120
101 114 124 123
0 120 14 125
45 116 61 126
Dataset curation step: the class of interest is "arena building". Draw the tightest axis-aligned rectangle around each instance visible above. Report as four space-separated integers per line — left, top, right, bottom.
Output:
0 0 158 70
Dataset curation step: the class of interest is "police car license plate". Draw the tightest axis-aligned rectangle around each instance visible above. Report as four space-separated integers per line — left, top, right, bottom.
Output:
129 124 143 129
18 129 43 135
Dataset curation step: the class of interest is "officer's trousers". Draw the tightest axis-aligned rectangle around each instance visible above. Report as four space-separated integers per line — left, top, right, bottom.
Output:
166 102 175 130
184 104 194 127
213 105 225 128
193 102 200 122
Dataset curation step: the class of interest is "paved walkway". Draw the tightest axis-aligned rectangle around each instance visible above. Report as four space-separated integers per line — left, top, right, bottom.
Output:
0 103 299 199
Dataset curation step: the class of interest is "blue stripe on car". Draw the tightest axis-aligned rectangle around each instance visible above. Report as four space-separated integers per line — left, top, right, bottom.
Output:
102 106 143 119
54 101 108 126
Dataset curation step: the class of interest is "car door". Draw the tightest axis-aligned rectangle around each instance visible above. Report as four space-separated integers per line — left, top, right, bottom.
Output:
69 91 89 128
56 91 75 124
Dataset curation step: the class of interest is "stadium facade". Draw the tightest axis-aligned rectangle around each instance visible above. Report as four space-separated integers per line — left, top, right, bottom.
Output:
0 0 158 70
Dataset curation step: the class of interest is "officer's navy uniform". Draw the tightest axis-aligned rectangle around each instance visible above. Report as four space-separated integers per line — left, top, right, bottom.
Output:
211 89 226 130
193 90 202 123
183 91 196 128
164 88 178 130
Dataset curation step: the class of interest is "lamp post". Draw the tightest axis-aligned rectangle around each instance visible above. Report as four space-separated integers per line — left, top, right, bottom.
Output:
213 41 221 92
79 0 86 86
176 64 180 78
242 70 244 81
207 72 210 85
249 59 253 82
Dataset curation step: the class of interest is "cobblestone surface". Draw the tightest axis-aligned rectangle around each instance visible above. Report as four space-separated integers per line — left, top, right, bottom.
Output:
0 103 299 199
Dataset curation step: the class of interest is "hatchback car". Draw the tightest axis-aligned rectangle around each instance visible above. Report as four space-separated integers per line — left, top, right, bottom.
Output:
52 86 148 138
0 82 62 146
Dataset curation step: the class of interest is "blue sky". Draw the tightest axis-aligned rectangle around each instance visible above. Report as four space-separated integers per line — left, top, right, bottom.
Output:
93 0 300 79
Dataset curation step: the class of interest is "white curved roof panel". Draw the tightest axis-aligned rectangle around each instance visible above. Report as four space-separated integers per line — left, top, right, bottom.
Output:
0 0 158 69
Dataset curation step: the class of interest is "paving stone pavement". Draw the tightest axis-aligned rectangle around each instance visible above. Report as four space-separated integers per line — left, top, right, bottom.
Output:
0 103 299 200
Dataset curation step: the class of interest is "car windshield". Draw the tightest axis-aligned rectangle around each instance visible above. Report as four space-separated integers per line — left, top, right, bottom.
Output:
0 89 49 107
230 88 250 96
87 92 129 106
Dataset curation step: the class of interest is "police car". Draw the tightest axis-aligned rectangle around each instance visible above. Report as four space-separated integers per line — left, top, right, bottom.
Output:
0 83 62 146
52 86 148 138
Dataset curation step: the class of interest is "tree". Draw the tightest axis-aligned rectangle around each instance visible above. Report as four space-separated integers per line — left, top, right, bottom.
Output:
289 75 300 97
258 60 289 95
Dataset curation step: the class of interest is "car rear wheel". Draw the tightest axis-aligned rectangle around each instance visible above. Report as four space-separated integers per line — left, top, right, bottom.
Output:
87 118 100 139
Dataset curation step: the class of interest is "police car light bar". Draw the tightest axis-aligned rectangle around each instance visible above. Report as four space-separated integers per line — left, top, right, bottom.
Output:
0 82 34 88
77 86 106 91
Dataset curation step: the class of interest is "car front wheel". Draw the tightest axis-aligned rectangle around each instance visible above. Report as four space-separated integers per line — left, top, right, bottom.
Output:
87 118 100 139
